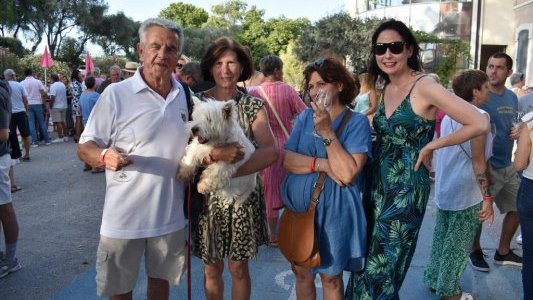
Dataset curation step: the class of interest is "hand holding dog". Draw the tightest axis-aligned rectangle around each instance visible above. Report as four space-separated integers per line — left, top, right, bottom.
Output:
210 142 245 164
103 147 132 171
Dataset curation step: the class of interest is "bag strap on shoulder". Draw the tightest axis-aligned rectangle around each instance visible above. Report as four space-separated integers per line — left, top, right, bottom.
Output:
310 110 353 207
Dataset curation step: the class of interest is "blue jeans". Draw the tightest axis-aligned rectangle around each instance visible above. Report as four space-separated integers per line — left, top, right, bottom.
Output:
27 104 50 144
517 176 533 300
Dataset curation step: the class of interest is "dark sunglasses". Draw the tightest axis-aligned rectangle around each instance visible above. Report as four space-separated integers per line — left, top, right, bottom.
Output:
372 42 406 55
314 58 325 67
176 63 184 69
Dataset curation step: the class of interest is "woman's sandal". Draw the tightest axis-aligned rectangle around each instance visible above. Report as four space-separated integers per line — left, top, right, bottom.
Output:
460 292 474 300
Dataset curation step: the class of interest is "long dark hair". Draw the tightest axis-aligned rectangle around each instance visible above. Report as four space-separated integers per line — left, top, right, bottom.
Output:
368 19 422 85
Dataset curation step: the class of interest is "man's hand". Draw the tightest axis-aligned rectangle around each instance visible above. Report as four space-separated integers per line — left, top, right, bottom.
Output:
102 147 133 171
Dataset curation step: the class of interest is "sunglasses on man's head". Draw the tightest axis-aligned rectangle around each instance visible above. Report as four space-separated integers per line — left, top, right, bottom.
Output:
372 42 406 55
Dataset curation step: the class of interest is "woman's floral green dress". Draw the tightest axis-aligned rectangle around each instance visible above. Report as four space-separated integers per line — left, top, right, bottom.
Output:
346 76 435 299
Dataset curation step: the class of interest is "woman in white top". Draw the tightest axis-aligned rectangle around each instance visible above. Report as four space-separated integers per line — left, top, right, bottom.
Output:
514 110 533 300
423 70 494 300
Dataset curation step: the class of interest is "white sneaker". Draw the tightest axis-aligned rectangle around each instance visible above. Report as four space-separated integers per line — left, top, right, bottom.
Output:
51 138 63 144
63 137 69 142
517 234 522 245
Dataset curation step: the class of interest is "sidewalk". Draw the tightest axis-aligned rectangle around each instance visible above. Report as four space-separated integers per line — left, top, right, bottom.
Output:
0 141 524 299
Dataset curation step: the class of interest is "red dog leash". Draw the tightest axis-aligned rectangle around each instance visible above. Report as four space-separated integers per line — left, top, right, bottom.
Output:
187 183 192 300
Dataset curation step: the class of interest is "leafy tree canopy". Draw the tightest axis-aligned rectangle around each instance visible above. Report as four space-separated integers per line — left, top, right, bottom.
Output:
159 2 209 28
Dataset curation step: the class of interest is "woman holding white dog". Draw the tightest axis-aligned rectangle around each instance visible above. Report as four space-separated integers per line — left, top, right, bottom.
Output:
192 36 277 300
282 57 372 299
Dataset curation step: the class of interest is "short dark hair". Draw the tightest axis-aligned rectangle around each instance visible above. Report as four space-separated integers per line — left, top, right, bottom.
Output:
259 55 283 76
200 37 253 83
50 73 60 82
368 19 422 85
71 69 81 82
489 52 513 71
452 69 488 102
303 57 357 106
24 68 33 76
85 76 96 89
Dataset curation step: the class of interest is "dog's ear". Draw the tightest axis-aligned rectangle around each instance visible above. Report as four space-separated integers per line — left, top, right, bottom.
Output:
223 101 234 120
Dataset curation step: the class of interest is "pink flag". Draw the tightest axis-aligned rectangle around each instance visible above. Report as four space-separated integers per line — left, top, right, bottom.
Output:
85 52 95 76
40 46 53 69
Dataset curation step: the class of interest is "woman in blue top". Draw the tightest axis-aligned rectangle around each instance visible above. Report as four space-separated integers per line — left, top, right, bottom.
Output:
282 57 372 299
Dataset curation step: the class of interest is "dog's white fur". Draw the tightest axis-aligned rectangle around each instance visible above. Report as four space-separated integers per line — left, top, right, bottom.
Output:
178 98 256 205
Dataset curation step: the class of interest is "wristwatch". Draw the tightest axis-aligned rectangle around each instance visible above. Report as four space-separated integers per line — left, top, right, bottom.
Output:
322 137 335 146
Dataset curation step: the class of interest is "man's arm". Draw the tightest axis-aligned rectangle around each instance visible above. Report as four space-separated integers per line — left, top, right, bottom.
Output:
78 141 131 171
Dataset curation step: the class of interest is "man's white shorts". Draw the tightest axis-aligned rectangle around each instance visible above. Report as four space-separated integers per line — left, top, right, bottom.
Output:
96 229 186 297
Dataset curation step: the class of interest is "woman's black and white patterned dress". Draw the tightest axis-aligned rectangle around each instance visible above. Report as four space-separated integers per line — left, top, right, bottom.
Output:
70 80 83 117
192 90 268 264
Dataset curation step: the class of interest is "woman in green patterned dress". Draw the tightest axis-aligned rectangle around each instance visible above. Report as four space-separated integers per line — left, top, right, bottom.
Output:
345 19 490 300
193 37 278 300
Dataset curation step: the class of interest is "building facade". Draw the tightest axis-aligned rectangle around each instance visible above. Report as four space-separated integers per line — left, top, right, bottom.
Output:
345 0 532 86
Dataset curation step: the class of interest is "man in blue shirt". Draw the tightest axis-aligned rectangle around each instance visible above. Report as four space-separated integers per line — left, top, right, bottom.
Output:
470 52 522 271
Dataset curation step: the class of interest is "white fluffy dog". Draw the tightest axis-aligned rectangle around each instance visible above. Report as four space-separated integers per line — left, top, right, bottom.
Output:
178 98 256 205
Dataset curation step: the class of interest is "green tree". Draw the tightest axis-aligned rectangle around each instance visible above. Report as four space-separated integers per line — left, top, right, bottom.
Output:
5 0 108 57
237 6 268 66
94 13 140 60
159 2 208 28
264 17 310 55
204 0 248 29
182 27 234 61
279 41 306 90
56 37 84 69
0 37 27 57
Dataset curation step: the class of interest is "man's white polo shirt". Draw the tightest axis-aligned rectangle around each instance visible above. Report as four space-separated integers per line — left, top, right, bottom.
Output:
80 69 190 239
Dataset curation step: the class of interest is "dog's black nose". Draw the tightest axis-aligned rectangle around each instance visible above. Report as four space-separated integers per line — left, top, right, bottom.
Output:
191 126 199 135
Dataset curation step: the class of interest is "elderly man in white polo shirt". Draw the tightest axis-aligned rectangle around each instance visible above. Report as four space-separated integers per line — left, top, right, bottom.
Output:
77 18 189 299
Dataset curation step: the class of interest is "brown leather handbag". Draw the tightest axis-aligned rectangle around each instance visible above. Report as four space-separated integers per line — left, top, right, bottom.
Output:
278 110 352 268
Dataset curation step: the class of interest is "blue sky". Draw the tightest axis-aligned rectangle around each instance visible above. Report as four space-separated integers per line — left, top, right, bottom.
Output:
106 0 346 23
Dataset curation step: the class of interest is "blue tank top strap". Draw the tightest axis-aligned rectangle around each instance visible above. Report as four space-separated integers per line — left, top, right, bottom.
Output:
407 74 429 97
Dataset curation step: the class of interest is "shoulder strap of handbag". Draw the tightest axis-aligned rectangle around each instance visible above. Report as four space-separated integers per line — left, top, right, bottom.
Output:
310 110 353 207
257 86 290 139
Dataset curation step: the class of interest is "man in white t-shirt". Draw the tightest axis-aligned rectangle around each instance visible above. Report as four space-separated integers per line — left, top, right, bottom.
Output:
48 74 68 143
3 69 31 160
21 68 50 146
77 18 190 299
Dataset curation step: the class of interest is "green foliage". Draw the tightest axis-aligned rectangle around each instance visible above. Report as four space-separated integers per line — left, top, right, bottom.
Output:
93 56 128 75
295 14 384 73
182 27 234 61
57 37 84 69
0 37 27 57
279 41 306 90
159 2 209 28
16 54 71 82
414 30 471 86
204 0 248 29
94 13 140 60
0 51 19 74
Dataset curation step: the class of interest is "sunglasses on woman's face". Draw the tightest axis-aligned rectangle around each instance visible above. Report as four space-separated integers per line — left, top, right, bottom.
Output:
372 42 406 55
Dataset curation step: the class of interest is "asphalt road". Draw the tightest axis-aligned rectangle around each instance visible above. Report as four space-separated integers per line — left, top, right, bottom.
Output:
0 140 524 299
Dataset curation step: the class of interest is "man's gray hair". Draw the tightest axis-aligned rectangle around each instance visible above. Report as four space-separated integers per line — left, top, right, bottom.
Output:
93 67 101 75
3 69 15 79
109 65 121 73
139 18 184 53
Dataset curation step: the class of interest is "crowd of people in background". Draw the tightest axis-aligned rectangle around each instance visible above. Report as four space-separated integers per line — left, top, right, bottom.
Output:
1 16 533 300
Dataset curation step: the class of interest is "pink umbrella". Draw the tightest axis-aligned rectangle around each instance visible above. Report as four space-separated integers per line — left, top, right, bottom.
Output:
40 46 53 68
41 46 54 80
85 52 95 76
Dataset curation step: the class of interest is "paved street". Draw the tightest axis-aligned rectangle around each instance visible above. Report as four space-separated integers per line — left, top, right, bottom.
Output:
0 141 524 299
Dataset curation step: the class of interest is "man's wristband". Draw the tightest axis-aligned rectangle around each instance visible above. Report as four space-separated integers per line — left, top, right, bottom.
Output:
98 148 109 166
